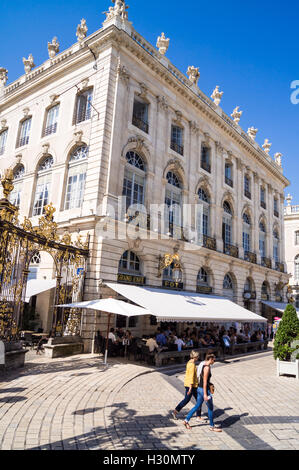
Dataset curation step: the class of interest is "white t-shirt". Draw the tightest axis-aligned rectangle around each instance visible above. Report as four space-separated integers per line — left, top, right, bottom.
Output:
175 338 185 351
108 332 116 343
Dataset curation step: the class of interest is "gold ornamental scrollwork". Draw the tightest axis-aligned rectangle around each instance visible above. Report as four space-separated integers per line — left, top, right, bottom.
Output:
157 251 182 278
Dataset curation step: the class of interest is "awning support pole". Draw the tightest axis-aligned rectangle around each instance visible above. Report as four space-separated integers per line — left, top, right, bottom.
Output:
104 313 112 365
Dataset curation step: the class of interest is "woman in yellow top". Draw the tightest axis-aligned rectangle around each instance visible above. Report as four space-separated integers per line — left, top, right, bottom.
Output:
172 350 206 421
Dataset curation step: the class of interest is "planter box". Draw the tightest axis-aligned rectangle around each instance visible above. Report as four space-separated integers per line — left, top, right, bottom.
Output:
0 341 28 375
277 358 299 379
44 335 84 358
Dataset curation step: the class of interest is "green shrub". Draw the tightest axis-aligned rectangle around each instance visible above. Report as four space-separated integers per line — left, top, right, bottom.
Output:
273 304 299 361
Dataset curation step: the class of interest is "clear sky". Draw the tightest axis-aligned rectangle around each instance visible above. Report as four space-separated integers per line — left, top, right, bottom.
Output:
1 0 299 204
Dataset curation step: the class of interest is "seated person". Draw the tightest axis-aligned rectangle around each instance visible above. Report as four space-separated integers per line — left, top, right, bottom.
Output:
175 336 185 351
116 327 125 339
108 328 117 343
156 330 167 347
221 330 231 349
205 333 215 346
184 336 193 348
146 335 159 353
250 331 258 342
198 334 209 347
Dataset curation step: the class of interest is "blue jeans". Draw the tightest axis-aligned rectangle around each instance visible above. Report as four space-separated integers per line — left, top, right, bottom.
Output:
175 387 202 416
185 386 214 426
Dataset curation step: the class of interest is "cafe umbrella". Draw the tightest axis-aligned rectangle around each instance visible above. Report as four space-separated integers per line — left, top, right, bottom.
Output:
57 298 153 364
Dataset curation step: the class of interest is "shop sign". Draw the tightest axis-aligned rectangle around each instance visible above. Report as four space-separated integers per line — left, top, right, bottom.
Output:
117 273 146 285
162 280 184 290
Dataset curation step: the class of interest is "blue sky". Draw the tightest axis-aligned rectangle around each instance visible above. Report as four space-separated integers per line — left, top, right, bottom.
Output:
1 0 299 203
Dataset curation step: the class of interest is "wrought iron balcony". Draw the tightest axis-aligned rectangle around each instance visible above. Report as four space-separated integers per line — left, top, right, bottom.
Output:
16 136 29 148
170 141 184 156
275 261 285 273
201 160 211 173
244 251 257 264
225 176 233 188
261 257 272 269
274 209 279 218
223 243 239 258
261 201 266 209
244 189 251 200
132 115 149 134
42 123 57 137
202 235 217 251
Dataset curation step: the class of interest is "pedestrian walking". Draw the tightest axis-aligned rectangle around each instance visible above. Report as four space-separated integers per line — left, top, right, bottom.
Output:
183 352 222 432
172 350 207 422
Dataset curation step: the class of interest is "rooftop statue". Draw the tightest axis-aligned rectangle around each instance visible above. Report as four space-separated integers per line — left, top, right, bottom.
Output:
187 66 200 86
211 86 223 106
247 126 258 141
156 32 170 55
104 0 129 21
274 152 282 167
48 37 60 59
0 68 8 88
262 138 272 155
23 54 35 74
76 18 88 42
231 106 243 124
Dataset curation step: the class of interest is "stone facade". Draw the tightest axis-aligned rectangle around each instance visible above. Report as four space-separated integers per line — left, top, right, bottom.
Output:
0 1 290 351
284 195 299 307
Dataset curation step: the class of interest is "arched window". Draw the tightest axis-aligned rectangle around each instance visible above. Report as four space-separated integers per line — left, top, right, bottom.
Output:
165 171 182 234
122 151 146 211
242 212 251 254
261 281 269 300
118 250 141 274
198 188 210 236
222 201 232 246
259 221 266 258
10 164 25 207
244 277 253 293
28 252 41 281
223 273 234 299
197 267 208 285
65 146 88 210
273 228 279 263
33 156 54 216
294 256 299 280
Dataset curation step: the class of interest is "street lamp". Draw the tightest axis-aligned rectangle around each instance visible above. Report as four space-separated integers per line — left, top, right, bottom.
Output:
286 285 294 304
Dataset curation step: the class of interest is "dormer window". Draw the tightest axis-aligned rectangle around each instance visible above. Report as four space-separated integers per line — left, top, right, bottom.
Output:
132 98 149 133
170 125 184 156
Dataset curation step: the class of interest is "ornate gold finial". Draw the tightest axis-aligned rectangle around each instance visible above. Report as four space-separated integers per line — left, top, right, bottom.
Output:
44 202 56 220
1 168 14 199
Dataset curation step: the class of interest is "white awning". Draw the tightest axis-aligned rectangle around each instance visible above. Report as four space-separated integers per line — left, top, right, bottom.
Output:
261 301 299 318
57 298 153 317
25 279 56 302
106 283 267 323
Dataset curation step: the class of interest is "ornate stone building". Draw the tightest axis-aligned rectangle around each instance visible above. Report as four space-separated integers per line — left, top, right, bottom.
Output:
284 195 299 308
0 1 290 350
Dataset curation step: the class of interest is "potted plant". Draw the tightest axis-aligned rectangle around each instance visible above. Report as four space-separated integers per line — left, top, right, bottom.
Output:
274 303 299 379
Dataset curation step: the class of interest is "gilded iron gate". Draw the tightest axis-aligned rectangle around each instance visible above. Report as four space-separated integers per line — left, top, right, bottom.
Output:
0 168 89 342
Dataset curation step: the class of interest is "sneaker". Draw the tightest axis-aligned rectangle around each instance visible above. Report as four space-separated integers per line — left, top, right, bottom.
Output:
171 410 178 420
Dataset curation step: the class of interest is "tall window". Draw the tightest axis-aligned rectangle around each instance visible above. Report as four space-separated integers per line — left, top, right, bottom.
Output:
64 146 88 210
28 252 41 281
33 156 53 216
261 281 269 300
74 88 93 124
122 151 146 211
165 171 182 234
170 125 184 156
17 117 31 148
295 231 299 245
273 197 279 217
225 163 233 187
201 145 211 173
294 256 299 280
222 201 232 246
132 98 149 133
223 273 234 299
10 164 25 207
242 213 251 253
198 188 210 236
0 129 8 156
119 251 141 274
260 186 266 209
43 104 59 137
259 221 266 258
197 268 208 286
244 175 251 199
273 229 279 263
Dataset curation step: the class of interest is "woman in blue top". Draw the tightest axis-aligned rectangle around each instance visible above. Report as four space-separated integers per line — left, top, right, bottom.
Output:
183 352 222 432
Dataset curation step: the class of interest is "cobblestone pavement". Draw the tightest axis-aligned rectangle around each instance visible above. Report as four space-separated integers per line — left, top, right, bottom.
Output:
0 349 298 450
111 351 299 451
